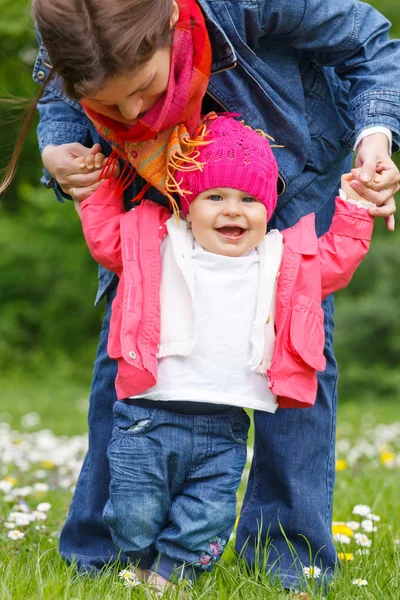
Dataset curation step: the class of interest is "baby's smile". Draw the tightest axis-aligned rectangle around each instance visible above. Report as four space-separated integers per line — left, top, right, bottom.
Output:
215 225 247 240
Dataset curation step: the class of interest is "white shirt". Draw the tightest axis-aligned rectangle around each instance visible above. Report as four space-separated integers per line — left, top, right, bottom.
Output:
132 226 283 413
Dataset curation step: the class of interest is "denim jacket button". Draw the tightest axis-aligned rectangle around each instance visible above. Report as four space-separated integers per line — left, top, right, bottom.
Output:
37 70 46 81
129 351 136 360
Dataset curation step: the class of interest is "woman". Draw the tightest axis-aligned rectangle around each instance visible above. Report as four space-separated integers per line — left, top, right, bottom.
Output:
27 0 400 589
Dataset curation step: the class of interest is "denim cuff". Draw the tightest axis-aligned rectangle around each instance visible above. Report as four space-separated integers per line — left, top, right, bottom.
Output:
152 554 201 582
40 168 71 203
95 267 118 306
351 90 400 152
38 122 92 155
38 122 92 202
137 554 157 570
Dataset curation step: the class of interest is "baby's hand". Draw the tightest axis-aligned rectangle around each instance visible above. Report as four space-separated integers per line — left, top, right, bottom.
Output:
75 150 106 171
72 148 120 201
341 170 388 220
341 172 366 202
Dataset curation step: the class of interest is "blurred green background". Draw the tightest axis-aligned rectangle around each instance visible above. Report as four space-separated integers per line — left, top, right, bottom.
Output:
0 0 399 411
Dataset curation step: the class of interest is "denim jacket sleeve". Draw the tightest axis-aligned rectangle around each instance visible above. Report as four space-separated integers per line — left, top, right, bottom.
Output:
33 38 93 202
258 0 400 149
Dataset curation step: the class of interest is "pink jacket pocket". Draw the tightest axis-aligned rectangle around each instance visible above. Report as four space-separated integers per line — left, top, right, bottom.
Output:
108 296 123 359
288 294 326 372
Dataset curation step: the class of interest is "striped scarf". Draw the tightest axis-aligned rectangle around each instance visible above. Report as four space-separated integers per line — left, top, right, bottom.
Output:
81 0 212 213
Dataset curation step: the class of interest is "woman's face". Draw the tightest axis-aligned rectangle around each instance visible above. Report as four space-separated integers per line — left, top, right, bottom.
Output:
85 0 179 125
86 47 171 125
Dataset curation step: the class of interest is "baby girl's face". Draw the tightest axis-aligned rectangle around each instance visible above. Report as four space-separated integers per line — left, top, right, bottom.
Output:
186 188 267 257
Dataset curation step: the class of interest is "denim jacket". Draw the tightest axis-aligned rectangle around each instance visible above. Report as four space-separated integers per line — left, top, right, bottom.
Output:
33 0 400 302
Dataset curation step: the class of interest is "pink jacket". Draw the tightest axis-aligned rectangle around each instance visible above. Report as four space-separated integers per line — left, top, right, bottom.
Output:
81 180 374 408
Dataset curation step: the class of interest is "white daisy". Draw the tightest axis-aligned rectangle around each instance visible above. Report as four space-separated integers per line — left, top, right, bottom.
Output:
20 412 41 428
119 570 140 587
123 578 140 588
346 521 360 531
4 522 16 529
8 529 25 540
356 549 370 556
33 483 49 493
32 511 47 521
14 518 31 527
366 513 381 522
361 519 377 533
34 470 47 479
8 512 34 522
119 569 135 580
352 505 372 517
37 502 52 512
0 480 14 493
303 566 322 579
333 534 351 544
14 486 32 497
354 533 372 548
352 579 368 586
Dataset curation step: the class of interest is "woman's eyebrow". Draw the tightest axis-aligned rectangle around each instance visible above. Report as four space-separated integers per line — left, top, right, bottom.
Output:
93 74 155 104
128 74 154 96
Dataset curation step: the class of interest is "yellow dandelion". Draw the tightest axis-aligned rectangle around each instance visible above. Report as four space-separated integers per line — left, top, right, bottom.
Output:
338 552 354 561
41 460 56 469
380 451 395 465
335 459 347 471
332 525 353 538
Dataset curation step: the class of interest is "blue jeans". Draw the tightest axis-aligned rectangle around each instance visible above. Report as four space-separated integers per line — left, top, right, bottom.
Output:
59 177 341 585
235 295 338 588
59 286 121 570
59 291 338 587
104 401 249 581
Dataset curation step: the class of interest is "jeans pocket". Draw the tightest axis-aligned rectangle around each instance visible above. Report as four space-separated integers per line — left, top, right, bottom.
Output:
226 412 250 446
113 402 158 437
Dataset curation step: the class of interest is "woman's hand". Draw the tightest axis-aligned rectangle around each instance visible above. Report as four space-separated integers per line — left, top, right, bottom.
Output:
351 133 399 231
41 142 119 202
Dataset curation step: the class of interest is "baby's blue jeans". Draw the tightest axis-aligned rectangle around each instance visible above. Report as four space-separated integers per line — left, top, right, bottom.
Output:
104 400 250 581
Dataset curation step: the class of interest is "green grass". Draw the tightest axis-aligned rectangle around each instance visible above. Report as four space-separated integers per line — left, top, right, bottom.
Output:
1 368 399 599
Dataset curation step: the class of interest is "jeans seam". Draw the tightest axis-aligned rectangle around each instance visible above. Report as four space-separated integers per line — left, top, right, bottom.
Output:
324 373 338 525
239 446 259 516
184 417 196 480
84 304 113 501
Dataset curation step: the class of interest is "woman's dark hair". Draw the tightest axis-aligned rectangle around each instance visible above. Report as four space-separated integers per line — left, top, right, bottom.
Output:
0 0 174 195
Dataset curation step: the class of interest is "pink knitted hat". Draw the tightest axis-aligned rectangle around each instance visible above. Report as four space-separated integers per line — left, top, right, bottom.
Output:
176 115 278 217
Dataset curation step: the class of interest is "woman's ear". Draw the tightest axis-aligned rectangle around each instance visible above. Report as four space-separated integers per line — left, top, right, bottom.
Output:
170 1 179 27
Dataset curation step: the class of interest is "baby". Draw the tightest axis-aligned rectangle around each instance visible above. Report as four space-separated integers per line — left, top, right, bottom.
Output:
79 115 376 591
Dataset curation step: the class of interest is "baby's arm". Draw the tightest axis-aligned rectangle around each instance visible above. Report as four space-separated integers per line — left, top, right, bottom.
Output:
80 179 125 273
318 173 376 299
